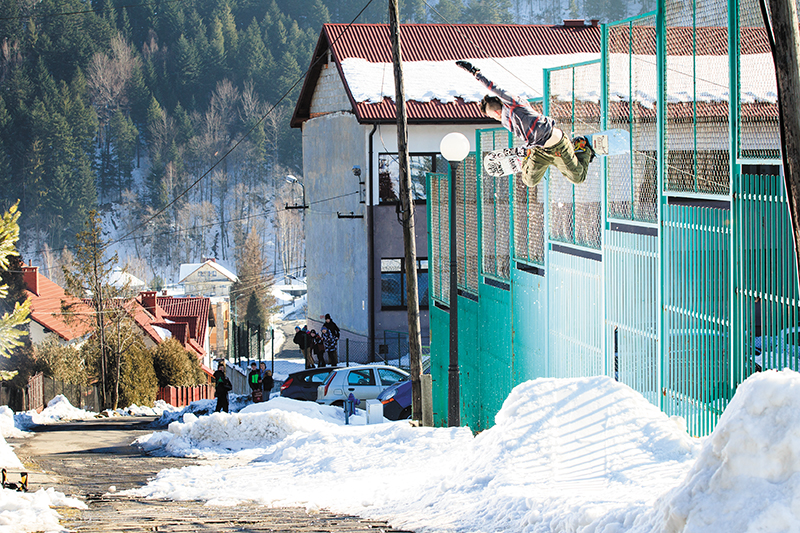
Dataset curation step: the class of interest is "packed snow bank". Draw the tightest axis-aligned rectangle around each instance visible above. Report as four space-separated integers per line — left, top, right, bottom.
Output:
152 395 253 428
105 400 182 418
127 376 703 531
137 397 367 456
644 369 800 533
0 407 28 439
0 427 86 532
14 395 97 429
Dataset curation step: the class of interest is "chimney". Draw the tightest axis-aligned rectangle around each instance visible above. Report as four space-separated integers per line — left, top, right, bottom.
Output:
590 19 600 27
563 19 586 27
22 265 39 296
141 290 157 315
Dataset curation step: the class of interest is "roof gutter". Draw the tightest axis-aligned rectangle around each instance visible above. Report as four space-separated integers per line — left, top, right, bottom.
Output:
368 123 377 361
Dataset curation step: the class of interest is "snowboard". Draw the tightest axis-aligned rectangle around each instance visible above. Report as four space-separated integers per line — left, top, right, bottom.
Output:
481 129 632 178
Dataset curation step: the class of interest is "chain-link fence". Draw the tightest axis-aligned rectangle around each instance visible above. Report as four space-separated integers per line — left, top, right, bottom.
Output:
546 61 603 249
479 129 512 280
456 154 480 295
427 172 450 306
606 14 659 223
664 2 731 195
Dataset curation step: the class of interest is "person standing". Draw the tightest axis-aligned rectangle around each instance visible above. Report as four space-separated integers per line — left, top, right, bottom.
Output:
260 362 274 396
214 363 232 413
321 326 338 367
310 330 326 367
293 326 314 369
324 314 340 340
248 362 261 391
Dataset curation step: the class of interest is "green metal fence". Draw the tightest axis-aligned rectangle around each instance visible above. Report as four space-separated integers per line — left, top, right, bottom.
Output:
425 0 795 437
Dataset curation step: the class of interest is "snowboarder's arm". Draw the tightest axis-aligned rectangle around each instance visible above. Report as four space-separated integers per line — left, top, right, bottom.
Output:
474 71 527 108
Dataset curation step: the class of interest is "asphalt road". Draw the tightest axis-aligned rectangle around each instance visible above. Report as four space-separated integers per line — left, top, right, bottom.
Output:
10 416 412 533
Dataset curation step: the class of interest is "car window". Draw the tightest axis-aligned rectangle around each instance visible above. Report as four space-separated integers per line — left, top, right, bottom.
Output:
303 372 330 384
347 369 375 386
378 368 407 386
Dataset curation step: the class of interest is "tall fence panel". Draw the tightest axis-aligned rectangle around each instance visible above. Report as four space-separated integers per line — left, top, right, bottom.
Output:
605 229 659 403
606 14 659 223
546 62 603 249
663 204 732 436
736 173 800 378
548 251 604 378
479 129 513 280
664 1 731 195
428 171 450 306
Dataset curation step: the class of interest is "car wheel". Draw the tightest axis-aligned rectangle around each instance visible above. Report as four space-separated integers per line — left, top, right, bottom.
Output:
332 400 344 407
399 406 412 420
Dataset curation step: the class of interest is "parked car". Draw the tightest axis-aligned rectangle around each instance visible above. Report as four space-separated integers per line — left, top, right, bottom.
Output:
317 365 409 406
753 326 800 371
280 368 334 401
377 379 412 420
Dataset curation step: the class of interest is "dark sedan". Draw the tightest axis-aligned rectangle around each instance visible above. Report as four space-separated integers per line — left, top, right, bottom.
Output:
280 368 333 401
376 379 412 420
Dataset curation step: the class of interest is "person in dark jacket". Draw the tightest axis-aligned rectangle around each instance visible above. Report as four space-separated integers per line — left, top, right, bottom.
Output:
260 362 274 395
321 326 338 367
293 326 314 369
214 363 232 413
310 330 326 367
247 362 261 391
324 314 340 340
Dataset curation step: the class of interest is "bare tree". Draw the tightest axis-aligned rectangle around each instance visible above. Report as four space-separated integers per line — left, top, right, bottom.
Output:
274 185 304 281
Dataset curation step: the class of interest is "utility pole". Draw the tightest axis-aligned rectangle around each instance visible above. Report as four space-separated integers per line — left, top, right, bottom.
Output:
389 0 423 422
761 0 800 278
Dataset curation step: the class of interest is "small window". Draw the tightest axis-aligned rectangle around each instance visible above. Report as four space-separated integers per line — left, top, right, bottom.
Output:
381 258 429 310
378 153 449 204
347 369 375 386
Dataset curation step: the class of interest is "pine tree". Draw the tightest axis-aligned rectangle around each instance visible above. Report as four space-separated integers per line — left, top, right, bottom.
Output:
62 210 131 409
108 110 139 192
0 204 31 359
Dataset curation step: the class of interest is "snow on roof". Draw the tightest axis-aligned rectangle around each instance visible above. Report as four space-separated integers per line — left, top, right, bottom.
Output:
109 267 146 289
178 260 238 284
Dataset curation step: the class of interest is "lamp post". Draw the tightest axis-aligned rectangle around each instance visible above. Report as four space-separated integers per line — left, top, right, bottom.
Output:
440 132 470 427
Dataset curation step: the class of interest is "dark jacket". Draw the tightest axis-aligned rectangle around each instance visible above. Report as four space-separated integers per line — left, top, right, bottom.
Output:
293 330 311 350
261 372 274 393
214 369 232 397
312 336 325 356
248 369 261 390
325 320 340 339
321 329 338 351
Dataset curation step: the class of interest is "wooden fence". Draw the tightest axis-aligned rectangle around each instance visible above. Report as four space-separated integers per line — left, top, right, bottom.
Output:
156 385 216 408
0 373 100 413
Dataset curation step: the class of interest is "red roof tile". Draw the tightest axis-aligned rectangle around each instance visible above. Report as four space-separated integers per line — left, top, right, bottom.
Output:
24 267 94 342
292 22 600 127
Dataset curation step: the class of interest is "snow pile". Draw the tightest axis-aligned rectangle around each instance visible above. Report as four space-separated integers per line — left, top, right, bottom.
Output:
106 400 182 418
646 369 800 533
137 397 362 457
15 395 97 429
151 395 254 428
0 407 28 439
127 376 700 531
0 430 86 532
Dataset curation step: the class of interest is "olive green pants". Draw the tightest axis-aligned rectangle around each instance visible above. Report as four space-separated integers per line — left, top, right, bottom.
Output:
520 134 591 188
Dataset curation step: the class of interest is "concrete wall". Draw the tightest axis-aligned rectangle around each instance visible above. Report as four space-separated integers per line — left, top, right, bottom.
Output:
303 112 370 336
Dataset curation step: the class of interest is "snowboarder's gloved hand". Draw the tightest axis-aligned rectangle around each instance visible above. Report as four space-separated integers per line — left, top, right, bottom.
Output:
456 60 478 74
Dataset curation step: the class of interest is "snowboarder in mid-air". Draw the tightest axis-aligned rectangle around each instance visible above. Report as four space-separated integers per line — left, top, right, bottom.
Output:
456 60 595 186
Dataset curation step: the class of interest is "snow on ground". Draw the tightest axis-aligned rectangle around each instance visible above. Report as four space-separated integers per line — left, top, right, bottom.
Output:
0 407 29 440
13 395 98 430
127 370 800 532
0 424 87 533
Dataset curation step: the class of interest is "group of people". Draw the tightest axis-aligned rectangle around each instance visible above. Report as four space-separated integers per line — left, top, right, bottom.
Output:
213 361 275 412
294 314 340 369
247 361 275 396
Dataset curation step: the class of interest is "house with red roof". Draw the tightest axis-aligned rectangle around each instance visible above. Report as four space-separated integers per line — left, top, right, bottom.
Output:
22 265 94 346
290 21 600 355
22 264 214 377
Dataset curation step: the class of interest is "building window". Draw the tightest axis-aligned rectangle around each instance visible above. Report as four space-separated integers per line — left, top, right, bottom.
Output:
378 153 449 204
381 258 429 309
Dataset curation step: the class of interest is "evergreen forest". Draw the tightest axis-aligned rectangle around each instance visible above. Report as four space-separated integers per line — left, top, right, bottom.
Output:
0 0 653 284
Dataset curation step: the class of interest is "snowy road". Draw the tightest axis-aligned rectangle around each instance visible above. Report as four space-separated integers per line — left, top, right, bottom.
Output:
10 417 411 532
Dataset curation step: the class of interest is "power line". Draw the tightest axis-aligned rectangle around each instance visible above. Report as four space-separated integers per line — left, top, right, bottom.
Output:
0 0 186 21
110 0 377 248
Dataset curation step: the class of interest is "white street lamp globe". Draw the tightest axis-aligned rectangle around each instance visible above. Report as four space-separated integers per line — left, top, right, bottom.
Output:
440 132 470 162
